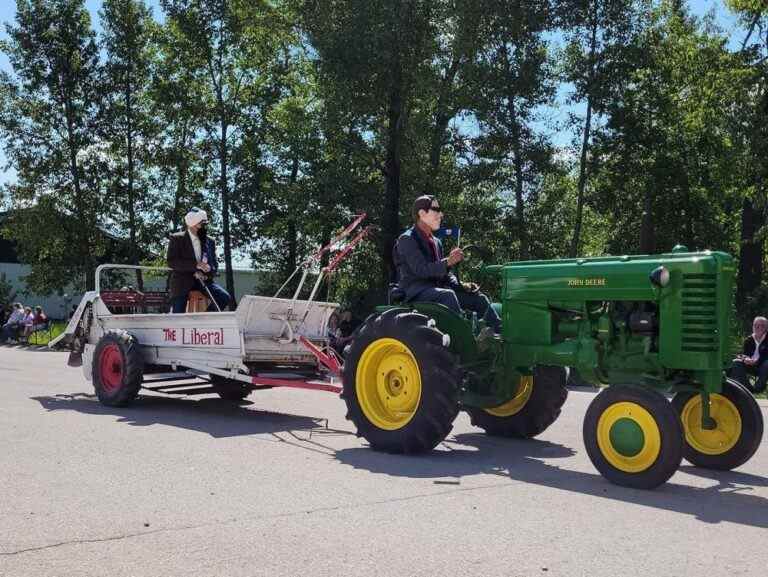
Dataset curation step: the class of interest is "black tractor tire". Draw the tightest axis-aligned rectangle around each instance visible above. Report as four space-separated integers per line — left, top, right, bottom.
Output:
209 374 252 401
342 308 460 453
466 366 568 438
672 379 763 470
92 330 144 407
584 385 683 489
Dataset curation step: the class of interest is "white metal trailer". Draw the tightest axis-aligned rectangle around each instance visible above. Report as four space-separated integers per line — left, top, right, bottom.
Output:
51 217 371 405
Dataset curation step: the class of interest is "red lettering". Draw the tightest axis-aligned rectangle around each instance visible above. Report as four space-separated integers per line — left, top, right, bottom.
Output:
179 328 225 346
163 328 176 341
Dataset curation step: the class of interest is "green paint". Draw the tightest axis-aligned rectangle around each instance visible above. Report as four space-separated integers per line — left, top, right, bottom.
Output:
609 418 645 457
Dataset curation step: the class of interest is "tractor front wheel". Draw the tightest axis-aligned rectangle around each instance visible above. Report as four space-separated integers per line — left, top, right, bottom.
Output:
342 309 460 453
584 385 683 489
92 330 144 407
466 366 568 438
672 379 763 470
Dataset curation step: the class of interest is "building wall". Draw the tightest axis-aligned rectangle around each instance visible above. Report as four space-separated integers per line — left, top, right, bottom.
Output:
0 262 265 319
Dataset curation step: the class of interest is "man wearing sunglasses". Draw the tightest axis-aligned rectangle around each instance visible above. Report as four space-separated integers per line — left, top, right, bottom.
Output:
393 195 502 333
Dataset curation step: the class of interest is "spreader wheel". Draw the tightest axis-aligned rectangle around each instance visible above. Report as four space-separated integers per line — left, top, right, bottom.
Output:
210 374 252 401
342 309 460 453
672 379 763 471
92 330 144 407
466 366 568 438
584 385 683 489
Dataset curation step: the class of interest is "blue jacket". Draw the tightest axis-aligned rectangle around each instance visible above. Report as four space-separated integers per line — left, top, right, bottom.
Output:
394 226 460 301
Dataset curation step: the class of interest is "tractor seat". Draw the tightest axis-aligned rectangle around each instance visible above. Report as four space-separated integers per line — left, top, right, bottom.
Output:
388 283 406 305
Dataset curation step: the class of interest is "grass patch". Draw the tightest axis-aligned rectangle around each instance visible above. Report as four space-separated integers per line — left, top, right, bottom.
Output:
26 321 67 346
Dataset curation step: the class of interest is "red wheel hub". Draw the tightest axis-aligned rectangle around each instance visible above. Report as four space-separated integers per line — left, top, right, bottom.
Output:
99 343 124 392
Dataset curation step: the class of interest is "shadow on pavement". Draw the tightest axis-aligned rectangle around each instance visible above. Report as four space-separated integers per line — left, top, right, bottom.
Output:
334 432 768 529
31 392 343 439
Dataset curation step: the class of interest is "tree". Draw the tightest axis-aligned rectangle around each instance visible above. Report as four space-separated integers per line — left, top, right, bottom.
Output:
562 0 645 257
469 0 558 260
302 0 438 287
100 0 159 283
0 0 106 293
160 0 291 306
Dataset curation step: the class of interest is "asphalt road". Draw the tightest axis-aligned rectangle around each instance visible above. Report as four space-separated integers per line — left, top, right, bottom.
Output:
1 346 767 577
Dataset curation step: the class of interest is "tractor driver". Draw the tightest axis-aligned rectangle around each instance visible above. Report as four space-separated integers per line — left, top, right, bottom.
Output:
167 208 231 313
394 195 501 333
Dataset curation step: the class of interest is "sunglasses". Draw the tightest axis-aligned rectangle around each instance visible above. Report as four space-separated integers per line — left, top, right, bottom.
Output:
428 205 443 213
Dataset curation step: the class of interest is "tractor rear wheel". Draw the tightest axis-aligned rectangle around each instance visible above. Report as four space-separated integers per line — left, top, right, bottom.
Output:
584 385 683 489
210 374 252 401
92 330 144 407
466 366 568 438
342 309 460 453
672 379 763 470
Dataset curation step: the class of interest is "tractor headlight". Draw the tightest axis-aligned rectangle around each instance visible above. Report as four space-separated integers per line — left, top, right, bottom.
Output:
649 266 670 288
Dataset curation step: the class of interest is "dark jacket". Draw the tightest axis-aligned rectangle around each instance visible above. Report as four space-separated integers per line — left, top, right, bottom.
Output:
395 225 460 301
742 335 768 366
166 231 218 298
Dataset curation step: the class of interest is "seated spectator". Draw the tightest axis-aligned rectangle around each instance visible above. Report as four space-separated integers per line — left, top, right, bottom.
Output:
31 306 48 331
0 303 25 343
730 316 768 394
21 306 35 338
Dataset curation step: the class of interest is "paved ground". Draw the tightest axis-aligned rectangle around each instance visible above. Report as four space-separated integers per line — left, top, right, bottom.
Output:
1 346 767 577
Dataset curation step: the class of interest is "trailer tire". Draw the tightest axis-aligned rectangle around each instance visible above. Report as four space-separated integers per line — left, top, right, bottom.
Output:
210 375 251 401
466 366 568 438
672 379 763 471
92 330 144 407
584 385 683 489
342 309 460 453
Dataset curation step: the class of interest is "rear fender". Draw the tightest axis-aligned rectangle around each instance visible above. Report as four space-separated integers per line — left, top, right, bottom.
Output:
375 303 478 363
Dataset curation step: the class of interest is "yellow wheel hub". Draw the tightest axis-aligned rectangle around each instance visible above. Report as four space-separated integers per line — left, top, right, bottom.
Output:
680 394 741 455
355 338 422 430
486 375 533 417
597 402 661 473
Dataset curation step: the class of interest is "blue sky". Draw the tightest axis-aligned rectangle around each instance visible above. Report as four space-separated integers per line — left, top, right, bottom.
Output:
0 0 748 188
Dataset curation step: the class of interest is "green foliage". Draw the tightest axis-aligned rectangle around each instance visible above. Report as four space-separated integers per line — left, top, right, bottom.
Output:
0 272 17 307
0 0 766 334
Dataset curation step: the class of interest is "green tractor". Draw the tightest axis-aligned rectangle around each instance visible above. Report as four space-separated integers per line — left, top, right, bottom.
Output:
342 246 764 489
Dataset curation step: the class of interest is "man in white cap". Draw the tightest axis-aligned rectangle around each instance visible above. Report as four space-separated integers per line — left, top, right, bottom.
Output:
167 208 231 313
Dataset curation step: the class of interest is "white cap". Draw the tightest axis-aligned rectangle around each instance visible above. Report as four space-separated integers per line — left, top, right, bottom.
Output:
184 209 208 227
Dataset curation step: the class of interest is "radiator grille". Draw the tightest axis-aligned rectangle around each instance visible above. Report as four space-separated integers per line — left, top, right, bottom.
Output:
681 273 718 352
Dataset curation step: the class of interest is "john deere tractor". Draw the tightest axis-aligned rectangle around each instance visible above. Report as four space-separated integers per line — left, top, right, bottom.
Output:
342 246 764 489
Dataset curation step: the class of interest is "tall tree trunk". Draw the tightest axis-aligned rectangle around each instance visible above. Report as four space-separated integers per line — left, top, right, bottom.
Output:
570 3 599 258
639 184 654 253
125 74 143 290
737 198 764 317
426 58 460 195
219 114 235 308
64 99 94 290
286 156 299 289
382 63 404 290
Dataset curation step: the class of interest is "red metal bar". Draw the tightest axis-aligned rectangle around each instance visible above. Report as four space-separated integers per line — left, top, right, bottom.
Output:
251 376 342 394
308 213 367 263
324 226 373 273
298 335 343 376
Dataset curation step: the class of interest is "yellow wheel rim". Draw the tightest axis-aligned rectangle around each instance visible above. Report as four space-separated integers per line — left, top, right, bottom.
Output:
485 375 533 417
355 338 422 431
680 394 742 455
596 402 661 473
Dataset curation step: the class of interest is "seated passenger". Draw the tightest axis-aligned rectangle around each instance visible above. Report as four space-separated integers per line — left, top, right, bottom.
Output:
395 195 501 333
167 208 231 313
730 315 768 394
